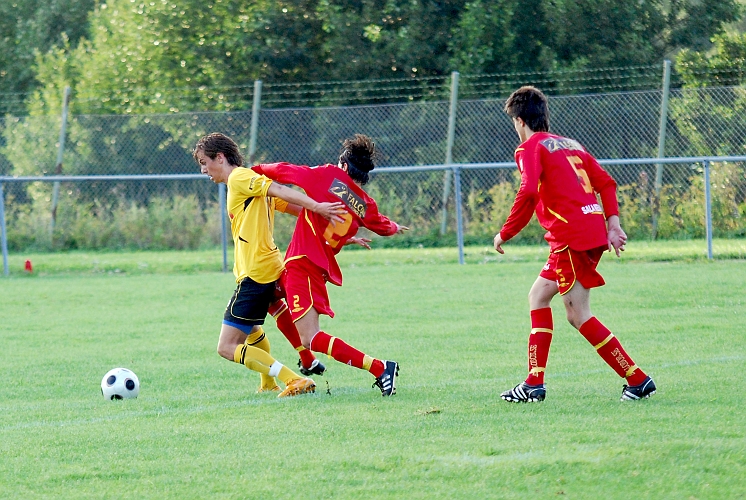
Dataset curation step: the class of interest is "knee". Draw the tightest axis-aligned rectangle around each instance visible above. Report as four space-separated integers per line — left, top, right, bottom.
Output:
565 311 582 330
565 307 591 330
528 282 555 309
217 342 236 361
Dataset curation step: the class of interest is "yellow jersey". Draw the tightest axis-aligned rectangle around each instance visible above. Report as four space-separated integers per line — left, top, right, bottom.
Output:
226 167 290 284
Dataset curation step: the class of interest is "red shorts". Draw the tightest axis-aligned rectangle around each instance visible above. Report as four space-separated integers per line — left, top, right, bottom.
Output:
539 245 606 295
283 257 335 321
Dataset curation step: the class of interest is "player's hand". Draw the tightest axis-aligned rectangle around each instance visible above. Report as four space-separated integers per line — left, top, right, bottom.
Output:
315 202 346 226
493 233 505 254
394 223 409 234
346 236 372 249
606 215 627 257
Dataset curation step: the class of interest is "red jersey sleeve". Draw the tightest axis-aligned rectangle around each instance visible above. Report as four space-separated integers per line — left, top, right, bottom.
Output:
499 143 541 242
361 197 398 236
252 162 315 189
583 154 619 218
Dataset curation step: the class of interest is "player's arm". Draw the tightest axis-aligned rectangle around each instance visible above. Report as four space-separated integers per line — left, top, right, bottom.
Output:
606 215 627 257
282 203 302 217
584 154 619 217
494 147 541 253
272 198 301 217
493 233 507 255
253 162 313 187
362 199 409 236
584 155 626 256
253 163 344 223
266 182 345 224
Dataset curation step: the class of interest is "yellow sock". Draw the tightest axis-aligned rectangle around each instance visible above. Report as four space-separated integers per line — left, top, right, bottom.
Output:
233 344 301 385
233 344 272 374
246 328 277 390
276 365 302 386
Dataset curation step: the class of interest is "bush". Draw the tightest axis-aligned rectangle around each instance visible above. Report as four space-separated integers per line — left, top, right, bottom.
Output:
5 192 221 252
617 161 745 240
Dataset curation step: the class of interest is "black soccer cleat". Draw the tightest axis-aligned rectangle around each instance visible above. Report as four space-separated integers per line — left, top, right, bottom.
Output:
373 360 399 396
298 358 326 377
620 376 656 401
501 382 546 403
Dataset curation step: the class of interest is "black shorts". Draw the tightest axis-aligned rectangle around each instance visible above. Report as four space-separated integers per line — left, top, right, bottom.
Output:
223 277 276 331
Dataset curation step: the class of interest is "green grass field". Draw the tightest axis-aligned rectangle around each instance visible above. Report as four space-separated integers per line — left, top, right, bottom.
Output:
1 242 745 499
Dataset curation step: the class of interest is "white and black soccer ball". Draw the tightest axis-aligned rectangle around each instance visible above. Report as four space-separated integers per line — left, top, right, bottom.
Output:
101 368 140 400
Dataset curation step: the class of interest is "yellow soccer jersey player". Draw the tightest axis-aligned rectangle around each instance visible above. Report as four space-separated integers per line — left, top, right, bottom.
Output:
193 132 343 398
227 166 288 284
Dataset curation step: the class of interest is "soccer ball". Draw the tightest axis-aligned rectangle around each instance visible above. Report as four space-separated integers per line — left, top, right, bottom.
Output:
101 367 140 400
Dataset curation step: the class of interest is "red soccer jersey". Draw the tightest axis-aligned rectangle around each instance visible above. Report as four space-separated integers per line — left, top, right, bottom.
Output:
252 162 399 286
499 132 619 252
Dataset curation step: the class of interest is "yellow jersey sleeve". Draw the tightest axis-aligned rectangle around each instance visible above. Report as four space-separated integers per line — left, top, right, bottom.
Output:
228 167 273 198
274 198 290 213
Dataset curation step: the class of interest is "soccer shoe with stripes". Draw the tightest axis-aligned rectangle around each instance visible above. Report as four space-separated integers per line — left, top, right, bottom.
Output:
500 382 546 403
620 376 656 401
277 377 316 398
298 358 327 377
372 361 399 396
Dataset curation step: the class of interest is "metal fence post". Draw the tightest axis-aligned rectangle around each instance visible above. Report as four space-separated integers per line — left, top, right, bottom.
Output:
219 182 228 272
248 80 262 165
704 160 713 260
50 86 71 233
453 166 465 265
652 60 671 240
439 71 459 235
1 182 8 276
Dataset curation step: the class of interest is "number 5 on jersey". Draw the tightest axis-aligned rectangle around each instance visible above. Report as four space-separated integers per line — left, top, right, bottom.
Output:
566 156 593 194
323 212 353 249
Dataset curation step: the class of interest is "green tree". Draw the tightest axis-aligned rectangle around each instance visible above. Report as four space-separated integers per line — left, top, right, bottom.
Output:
0 0 94 100
449 0 740 76
672 32 746 156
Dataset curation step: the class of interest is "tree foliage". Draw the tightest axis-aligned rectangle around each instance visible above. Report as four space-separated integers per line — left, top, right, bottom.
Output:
0 0 94 99
0 0 736 116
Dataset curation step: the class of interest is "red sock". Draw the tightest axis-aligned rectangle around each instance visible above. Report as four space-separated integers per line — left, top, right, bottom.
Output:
268 300 316 369
309 331 385 377
579 317 647 386
525 307 553 386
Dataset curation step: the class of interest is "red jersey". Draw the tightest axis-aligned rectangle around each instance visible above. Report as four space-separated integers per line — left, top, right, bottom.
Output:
252 162 399 286
499 132 619 252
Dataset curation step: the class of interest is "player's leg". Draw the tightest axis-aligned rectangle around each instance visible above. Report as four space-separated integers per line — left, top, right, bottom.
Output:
245 326 280 392
562 282 648 383
295 307 387 377
268 296 325 376
217 322 247 361
526 276 558 386
501 266 557 403
221 278 315 397
560 248 654 400
219 323 309 391
220 280 279 391
286 258 398 396
296 311 398 397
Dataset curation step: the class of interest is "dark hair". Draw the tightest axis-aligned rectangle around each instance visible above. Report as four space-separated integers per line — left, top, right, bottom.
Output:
339 134 380 186
504 86 550 132
193 133 244 166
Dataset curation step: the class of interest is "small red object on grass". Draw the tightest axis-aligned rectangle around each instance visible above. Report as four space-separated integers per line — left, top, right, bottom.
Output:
24 260 33 273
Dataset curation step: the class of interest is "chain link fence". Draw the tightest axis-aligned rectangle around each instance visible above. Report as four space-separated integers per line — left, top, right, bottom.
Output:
1 82 746 264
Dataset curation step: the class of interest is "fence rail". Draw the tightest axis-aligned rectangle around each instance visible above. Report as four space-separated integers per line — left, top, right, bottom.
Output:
3 154 745 275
